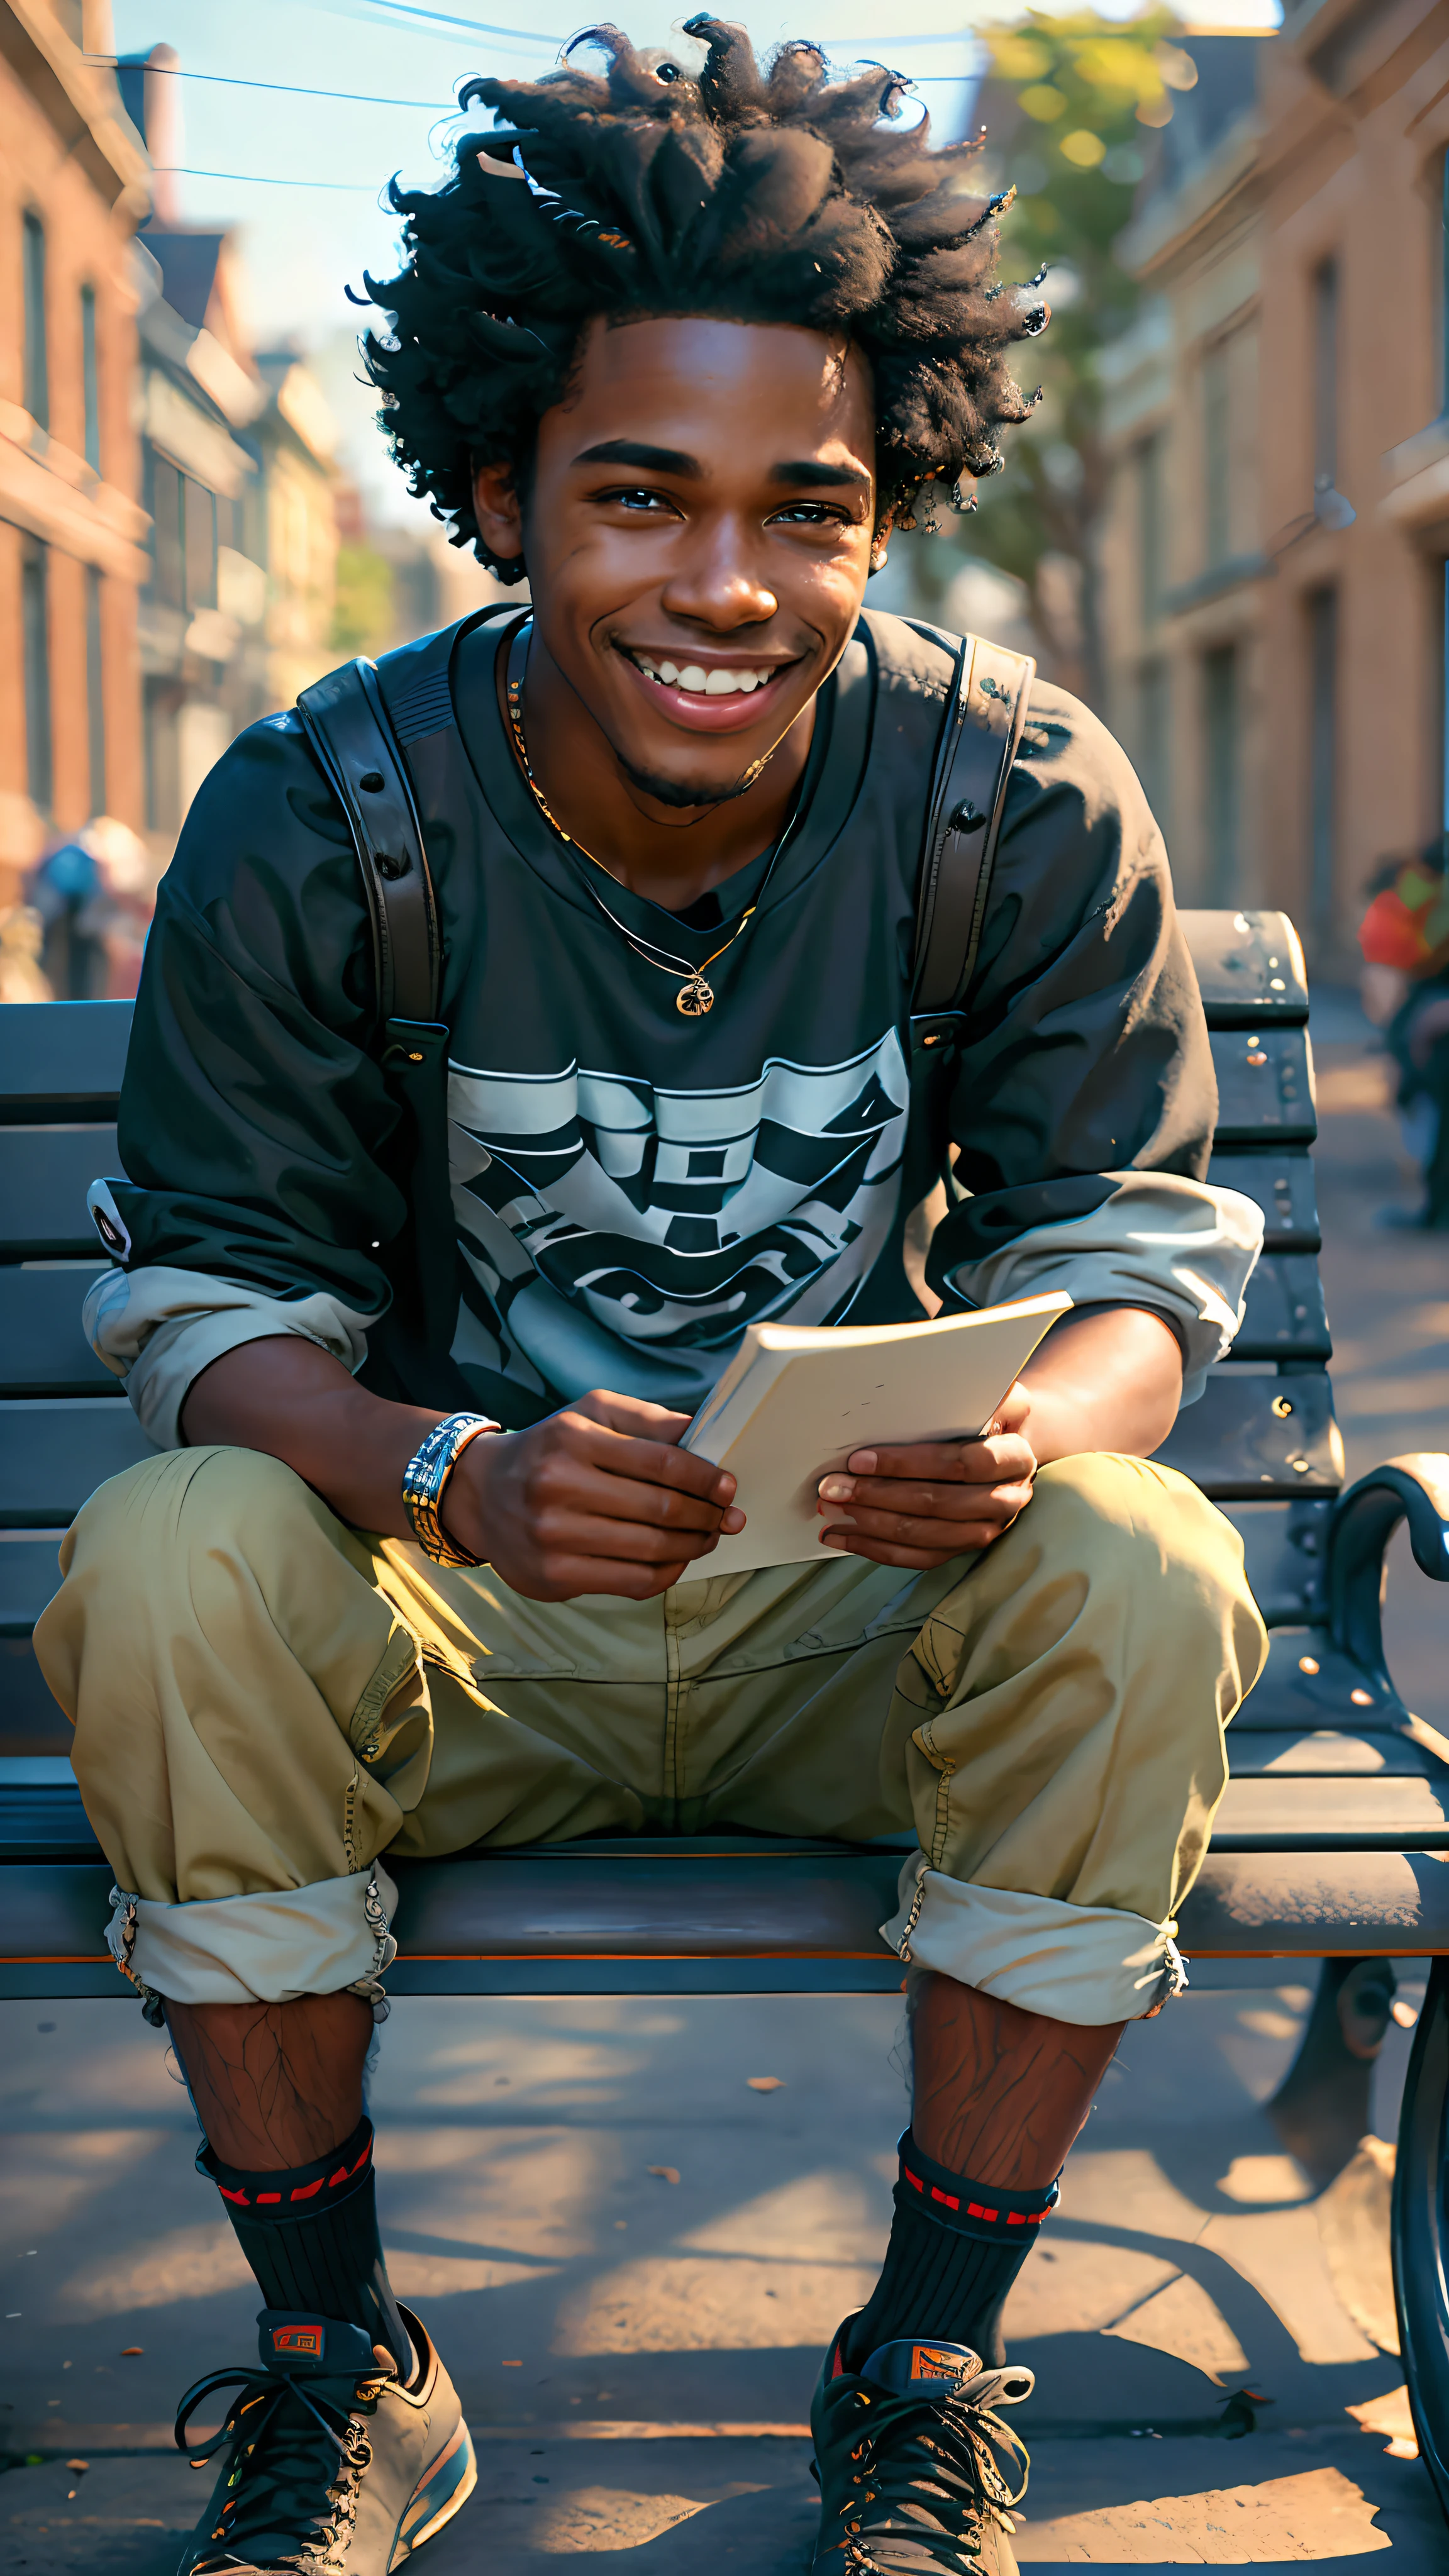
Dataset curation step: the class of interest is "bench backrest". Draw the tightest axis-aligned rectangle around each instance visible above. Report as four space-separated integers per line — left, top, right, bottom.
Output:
0 911 1330 1758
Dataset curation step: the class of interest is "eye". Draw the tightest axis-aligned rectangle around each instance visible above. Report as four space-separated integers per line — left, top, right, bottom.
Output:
597 486 679 514
768 501 853 528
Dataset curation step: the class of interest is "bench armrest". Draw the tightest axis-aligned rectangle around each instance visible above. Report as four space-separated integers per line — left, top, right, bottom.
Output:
1325 1453 1449 1689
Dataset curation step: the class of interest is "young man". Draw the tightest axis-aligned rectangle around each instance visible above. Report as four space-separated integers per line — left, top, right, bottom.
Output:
37 23 1267 2573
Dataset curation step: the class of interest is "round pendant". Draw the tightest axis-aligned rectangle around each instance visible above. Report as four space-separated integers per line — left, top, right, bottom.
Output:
676 976 714 1016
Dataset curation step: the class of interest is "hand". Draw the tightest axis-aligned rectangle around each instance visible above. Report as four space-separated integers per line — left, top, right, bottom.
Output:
814 1385 1037 1570
445 1389 744 1601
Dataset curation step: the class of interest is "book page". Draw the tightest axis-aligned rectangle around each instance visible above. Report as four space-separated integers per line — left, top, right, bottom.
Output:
682 1292 1071 1579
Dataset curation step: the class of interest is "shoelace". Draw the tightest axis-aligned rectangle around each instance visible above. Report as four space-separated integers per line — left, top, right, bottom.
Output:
830 2372 1033 2572
174 2362 386 2573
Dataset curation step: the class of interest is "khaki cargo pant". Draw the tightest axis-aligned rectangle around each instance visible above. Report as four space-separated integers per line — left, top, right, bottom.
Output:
35 1445 1267 2026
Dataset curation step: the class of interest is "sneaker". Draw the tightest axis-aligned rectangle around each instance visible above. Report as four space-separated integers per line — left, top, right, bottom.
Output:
809 2319 1033 2573
174 2305 476 2573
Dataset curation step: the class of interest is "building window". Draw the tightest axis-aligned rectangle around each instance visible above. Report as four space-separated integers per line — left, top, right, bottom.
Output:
1307 589 1337 931
86 566 106 818
1138 433 1164 630
1202 644 1240 900
143 674 180 836
1313 258 1339 499
145 442 184 608
184 476 217 611
1136 657 1171 834
80 284 101 473
21 536 52 812
1203 344 1230 569
22 211 48 431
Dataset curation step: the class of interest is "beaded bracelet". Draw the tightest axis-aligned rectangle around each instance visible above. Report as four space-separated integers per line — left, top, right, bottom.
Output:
401 1412 499 1568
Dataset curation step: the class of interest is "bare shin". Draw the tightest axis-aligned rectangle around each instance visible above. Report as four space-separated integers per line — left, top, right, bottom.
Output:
165 1990 374 2168
910 1971 1124 2187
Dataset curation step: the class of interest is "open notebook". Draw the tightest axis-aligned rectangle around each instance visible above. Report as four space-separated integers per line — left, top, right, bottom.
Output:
680 1292 1073 1579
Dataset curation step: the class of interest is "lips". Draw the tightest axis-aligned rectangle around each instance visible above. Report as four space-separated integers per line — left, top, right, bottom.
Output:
615 643 800 733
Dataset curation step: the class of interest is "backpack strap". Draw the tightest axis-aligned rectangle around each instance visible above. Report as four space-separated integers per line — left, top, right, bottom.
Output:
910 631 1036 1048
296 656 442 1028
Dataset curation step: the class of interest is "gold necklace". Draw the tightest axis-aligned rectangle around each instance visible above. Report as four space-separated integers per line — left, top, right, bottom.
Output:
504 627 790 1018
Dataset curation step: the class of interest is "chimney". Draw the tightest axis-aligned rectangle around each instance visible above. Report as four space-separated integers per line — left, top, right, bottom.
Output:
116 43 184 227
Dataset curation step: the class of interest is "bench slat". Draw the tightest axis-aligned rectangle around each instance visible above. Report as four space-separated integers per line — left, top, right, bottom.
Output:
1221 1499 1327 1626
1179 910 1308 1024
0 1129 117 1255
1207 1148 1320 1252
1232 1253 1331 1361
0 1402 158 1530
1152 1368 1341 1497
0 1538 62 1637
1228 1729 1444 1778
0 1642 70 1756
0 1269 118 1398
0 1001 131 1119
1210 1026 1316 1143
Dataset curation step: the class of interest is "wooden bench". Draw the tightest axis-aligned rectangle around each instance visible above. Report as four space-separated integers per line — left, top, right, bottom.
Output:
3 910 1448 2500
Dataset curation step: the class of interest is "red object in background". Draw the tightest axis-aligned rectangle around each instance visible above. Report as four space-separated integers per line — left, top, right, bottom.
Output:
1360 887 1431 971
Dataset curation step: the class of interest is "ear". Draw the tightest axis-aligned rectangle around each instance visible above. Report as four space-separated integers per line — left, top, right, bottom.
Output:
869 509 894 574
472 458 525 567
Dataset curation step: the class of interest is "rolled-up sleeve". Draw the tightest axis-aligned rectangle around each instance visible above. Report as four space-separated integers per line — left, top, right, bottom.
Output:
85 711 411 1446
925 680 1262 1402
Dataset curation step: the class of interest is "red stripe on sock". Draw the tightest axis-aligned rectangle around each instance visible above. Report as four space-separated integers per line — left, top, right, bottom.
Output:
217 2185 250 2206
347 2143 372 2176
930 2185 960 2211
904 2165 924 2192
965 2202 998 2223
256 2192 281 2204
289 2177 325 2201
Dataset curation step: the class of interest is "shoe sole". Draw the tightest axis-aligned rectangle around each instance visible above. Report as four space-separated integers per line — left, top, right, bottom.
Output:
389 2420 478 2567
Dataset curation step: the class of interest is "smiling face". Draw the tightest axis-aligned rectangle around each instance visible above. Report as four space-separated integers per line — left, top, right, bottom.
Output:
472 314 884 810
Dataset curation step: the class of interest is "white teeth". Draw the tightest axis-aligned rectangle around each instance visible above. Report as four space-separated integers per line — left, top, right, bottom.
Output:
630 653 775 694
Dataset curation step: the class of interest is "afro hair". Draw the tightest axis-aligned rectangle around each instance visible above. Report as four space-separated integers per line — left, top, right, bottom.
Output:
362 16 1044 579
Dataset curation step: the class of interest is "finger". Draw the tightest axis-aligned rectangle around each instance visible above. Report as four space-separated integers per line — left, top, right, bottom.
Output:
516 1553 695 1601
559 1420 738 1507
533 1456 743 1536
530 1501 740 1565
819 1531 970 1570
818 1474 1035 1523
819 1502 1019 1554
571 1389 695 1446
836 1435 1036 1487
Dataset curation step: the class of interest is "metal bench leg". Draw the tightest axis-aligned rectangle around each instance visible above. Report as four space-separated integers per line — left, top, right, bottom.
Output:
1265 1958 1398 2189
1393 1955 1449 2521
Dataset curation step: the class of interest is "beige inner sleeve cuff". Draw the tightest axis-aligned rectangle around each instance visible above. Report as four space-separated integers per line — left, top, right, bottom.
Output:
106 1865 399 2007
881 1855 1187 2024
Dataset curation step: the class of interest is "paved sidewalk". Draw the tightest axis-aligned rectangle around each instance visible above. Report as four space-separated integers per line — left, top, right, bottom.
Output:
4 1018 1448 2566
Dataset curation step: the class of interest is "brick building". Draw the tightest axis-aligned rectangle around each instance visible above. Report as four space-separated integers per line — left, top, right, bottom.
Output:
1100 3 1449 967
0 1 148 914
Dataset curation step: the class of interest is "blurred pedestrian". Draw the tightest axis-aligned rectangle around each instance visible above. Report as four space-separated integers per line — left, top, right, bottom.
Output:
1358 838 1449 1228
26 816 158 1000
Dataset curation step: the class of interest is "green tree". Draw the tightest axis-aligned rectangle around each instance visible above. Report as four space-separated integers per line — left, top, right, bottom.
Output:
944 10 1194 706
331 541 396 658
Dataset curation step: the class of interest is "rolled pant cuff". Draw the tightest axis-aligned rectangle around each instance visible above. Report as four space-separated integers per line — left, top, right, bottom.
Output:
106 1866 399 2016
880 1855 1187 2025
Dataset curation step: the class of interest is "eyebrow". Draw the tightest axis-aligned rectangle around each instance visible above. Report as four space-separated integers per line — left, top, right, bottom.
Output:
770 458 872 491
571 438 871 493
572 439 701 476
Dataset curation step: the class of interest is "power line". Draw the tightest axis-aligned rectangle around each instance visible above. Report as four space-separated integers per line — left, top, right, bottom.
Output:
154 165 387 191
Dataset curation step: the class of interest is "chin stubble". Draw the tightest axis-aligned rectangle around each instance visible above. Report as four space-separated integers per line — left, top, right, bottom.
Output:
614 751 767 811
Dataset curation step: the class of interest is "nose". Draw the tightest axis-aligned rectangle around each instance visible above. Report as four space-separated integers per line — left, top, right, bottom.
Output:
660 512 778 631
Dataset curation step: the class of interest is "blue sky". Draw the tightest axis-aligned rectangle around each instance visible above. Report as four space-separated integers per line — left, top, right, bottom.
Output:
108 1 1276 525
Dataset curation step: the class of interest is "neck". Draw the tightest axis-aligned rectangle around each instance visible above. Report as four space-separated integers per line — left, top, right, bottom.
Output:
499 625 815 912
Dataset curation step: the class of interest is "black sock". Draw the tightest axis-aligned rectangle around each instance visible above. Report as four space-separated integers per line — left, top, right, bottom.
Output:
848 2129 1059 2372
199 2116 412 2379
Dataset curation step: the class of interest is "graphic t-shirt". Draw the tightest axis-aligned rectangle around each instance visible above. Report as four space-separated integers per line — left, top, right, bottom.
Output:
85 607 1262 1445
